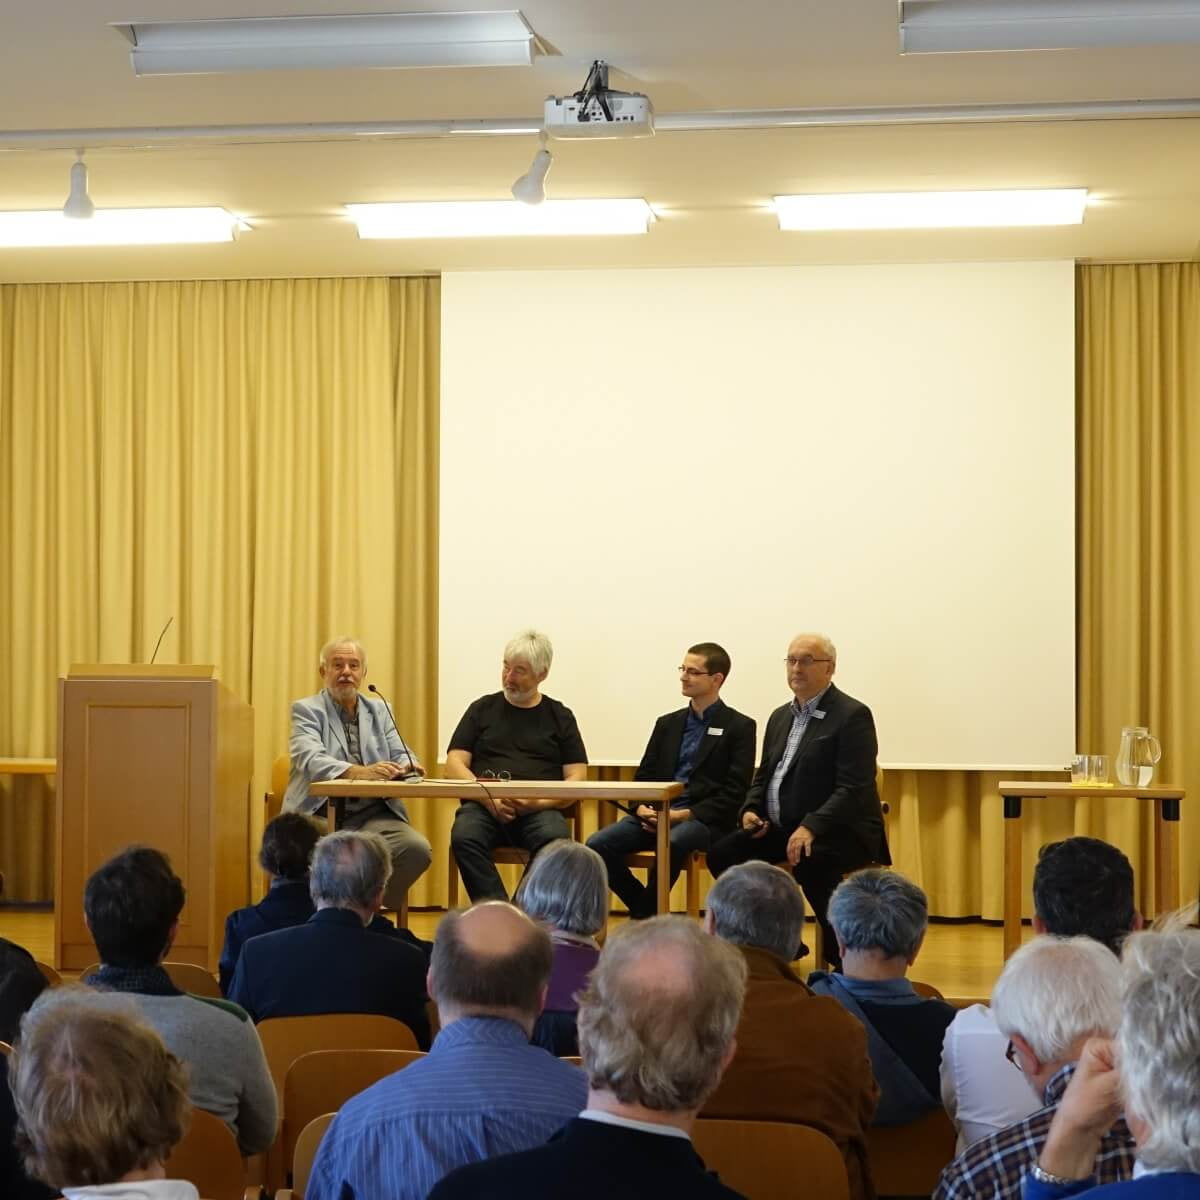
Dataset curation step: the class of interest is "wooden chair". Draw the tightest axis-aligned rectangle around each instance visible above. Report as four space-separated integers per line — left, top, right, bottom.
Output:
34 960 62 986
911 979 946 1000
78 961 221 998
0 1040 11 1055
693 1119 850 1200
623 849 707 917
274 1112 335 1200
282 1049 423 1171
163 1108 259 1200
447 800 582 908
866 1107 957 1198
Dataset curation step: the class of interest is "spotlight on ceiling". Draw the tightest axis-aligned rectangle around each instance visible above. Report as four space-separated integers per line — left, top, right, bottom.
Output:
63 151 94 220
511 132 552 205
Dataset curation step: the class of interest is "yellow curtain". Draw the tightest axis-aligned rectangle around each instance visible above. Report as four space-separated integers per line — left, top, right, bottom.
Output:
0 277 443 905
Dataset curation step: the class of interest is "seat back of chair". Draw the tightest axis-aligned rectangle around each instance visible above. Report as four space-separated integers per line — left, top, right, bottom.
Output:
270 754 290 802
282 1049 424 1168
35 961 62 987
292 1113 335 1200
0 1040 11 1056
910 979 946 1000
77 961 221 999
866 1107 957 1197
163 1109 245 1200
693 1119 850 1200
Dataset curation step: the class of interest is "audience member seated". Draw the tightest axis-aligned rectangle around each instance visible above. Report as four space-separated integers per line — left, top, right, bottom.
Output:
429 915 749 1200
934 936 1133 1200
82 846 277 1155
701 862 878 1200
809 867 955 1126
306 901 587 1200
227 830 430 1045
1025 925 1200 1198
10 987 195 1200
514 839 606 1056
941 837 1141 1152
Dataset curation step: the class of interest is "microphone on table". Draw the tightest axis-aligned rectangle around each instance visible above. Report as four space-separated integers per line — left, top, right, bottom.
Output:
367 683 423 778
149 616 174 666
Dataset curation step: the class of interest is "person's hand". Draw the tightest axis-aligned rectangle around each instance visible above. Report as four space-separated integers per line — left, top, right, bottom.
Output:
1038 1037 1122 1179
636 804 658 831
346 761 405 781
491 797 518 823
396 763 425 780
742 811 771 838
787 825 815 865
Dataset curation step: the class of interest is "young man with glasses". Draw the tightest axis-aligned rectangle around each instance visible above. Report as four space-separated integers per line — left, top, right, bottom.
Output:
587 642 755 919
706 632 888 967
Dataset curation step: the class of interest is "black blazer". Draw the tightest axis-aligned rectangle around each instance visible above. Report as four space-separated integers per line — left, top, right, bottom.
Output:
634 699 756 832
743 683 888 862
226 908 431 1048
428 1117 745 1200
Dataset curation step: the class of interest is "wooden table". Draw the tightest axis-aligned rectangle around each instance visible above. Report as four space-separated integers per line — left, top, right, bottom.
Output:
309 778 686 913
998 779 1184 959
0 758 56 775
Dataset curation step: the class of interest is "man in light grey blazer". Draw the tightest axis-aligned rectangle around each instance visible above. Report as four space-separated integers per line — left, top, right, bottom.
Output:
284 636 432 907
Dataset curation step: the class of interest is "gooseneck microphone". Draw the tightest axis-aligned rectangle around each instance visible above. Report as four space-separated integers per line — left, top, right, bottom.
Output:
149 617 174 666
367 683 422 777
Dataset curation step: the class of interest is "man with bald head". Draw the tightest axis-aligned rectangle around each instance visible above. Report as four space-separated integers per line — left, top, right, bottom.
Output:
306 901 587 1200
707 633 888 968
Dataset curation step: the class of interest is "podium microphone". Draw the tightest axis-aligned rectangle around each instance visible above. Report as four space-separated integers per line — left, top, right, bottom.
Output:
367 683 422 777
149 617 174 666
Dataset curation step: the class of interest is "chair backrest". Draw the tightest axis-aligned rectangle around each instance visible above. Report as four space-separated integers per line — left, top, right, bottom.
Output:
292 1113 335 1200
693 1119 850 1200
258 1013 420 1097
35 961 62 987
77 961 221 999
282 1049 424 1168
0 1040 11 1056
910 979 946 1001
163 1109 245 1200
270 753 290 801
866 1107 957 1198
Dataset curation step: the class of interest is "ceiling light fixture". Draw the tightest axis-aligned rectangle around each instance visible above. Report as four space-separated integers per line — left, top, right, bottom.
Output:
347 199 653 238
773 189 1089 231
899 0 1200 53
63 151 94 220
511 132 552 204
112 11 541 75
0 208 246 247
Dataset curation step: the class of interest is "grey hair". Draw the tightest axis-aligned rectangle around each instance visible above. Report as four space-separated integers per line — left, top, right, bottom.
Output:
309 830 392 909
791 632 837 663
707 862 806 963
992 935 1121 1064
578 915 747 1112
1118 928 1200 1173
515 840 607 938
503 629 553 678
827 868 928 960
319 636 367 672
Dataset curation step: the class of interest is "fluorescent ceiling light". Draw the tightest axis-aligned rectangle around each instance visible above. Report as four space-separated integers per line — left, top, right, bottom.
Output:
773 189 1089 231
112 12 539 75
900 0 1200 53
0 208 244 247
347 200 653 238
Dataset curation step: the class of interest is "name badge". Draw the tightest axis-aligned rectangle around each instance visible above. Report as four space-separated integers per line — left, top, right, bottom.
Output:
707 727 724 736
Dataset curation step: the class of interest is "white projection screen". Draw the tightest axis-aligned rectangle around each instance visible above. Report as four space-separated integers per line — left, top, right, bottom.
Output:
440 262 1075 769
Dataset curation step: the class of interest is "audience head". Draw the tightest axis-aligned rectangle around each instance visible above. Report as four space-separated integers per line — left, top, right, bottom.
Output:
259 812 322 881
430 902 553 1032
515 840 607 939
992 935 1121 1095
827 868 927 970
11 987 190 1189
501 629 553 701
786 632 837 702
309 830 391 917
705 862 806 963
0 938 48 1044
1033 836 1138 954
687 642 731 682
319 636 367 706
1118 928 1200 1173
83 847 184 968
578 915 747 1114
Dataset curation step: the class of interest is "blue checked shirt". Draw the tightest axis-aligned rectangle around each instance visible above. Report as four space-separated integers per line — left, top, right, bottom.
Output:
765 687 830 826
305 1016 587 1200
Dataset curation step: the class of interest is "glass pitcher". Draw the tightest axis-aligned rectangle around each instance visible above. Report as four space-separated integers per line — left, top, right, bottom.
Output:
1115 726 1162 787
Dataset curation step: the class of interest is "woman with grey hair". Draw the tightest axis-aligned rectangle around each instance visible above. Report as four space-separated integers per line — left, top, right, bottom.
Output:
1025 925 1200 1198
514 840 607 1056
810 867 956 1126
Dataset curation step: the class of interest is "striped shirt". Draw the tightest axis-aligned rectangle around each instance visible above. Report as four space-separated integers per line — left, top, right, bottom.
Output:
305 1015 587 1200
765 687 830 825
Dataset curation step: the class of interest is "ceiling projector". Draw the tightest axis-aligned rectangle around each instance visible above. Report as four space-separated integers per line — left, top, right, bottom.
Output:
543 59 654 139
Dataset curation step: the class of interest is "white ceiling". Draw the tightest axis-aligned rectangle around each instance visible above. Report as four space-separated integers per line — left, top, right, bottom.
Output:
3 1 1200 281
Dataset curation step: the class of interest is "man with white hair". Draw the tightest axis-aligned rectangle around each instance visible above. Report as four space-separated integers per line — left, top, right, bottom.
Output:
933 936 1136 1200
284 635 432 909
446 629 588 901
707 632 888 966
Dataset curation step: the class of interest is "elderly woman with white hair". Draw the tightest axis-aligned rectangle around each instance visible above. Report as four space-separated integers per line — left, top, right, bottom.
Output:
1023 926 1200 1198
515 839 607 1056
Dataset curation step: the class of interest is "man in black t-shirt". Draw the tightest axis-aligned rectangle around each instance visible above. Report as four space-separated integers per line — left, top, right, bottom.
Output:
446 629 589 901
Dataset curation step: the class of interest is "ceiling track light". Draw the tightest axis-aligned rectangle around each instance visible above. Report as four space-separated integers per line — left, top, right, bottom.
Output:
63 150 94 220
511 131 552 204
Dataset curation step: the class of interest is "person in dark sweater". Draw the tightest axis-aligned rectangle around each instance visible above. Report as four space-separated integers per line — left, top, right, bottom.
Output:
809 867 955 1126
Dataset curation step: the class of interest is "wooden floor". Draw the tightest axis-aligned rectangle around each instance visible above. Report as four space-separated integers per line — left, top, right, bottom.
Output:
0 907 1023 1002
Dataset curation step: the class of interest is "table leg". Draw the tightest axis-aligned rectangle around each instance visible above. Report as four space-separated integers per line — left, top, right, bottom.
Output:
656 799 671 914
1003 795 1023 960
1154 797 1181 919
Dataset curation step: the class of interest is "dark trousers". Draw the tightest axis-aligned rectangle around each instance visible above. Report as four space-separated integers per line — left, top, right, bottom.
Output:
706 823 871 966
451 800 570 902
586 815 713 919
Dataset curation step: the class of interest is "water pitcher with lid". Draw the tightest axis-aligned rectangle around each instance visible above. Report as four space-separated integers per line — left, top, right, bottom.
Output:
1115 726 1162 786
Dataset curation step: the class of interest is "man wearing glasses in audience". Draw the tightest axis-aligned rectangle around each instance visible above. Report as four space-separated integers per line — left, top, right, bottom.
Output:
707 632 888 968
587 642 756 919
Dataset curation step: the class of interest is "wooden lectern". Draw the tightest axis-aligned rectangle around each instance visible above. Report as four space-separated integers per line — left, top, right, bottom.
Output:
56 665 253 972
